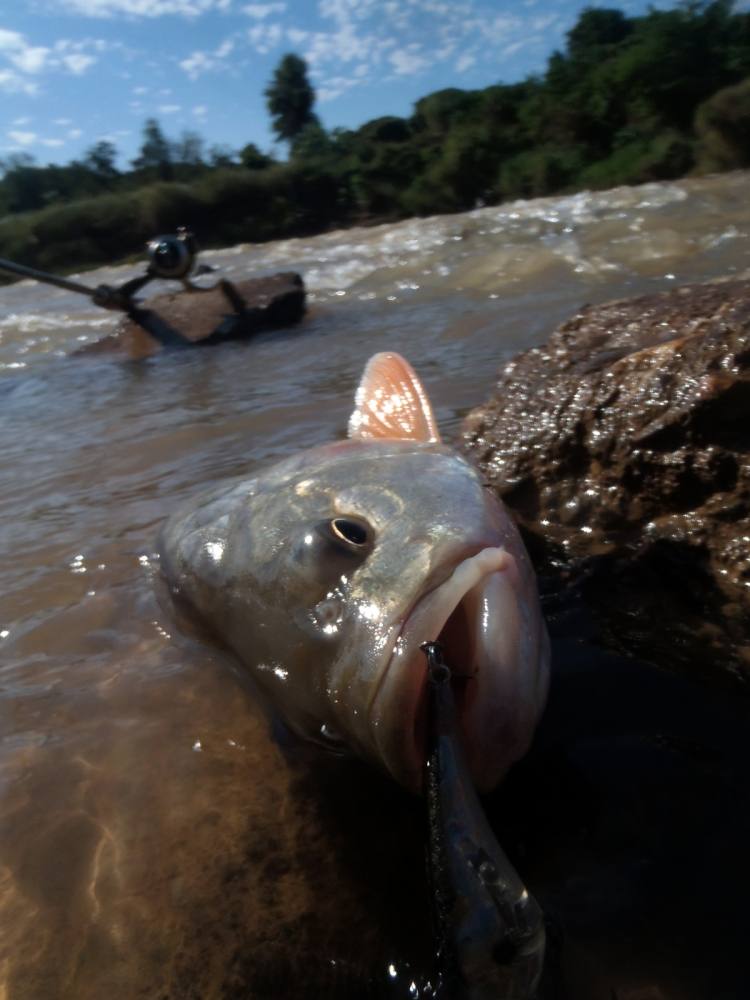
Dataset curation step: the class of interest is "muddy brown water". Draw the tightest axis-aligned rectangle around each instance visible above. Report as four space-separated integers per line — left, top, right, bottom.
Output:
1 173 749 999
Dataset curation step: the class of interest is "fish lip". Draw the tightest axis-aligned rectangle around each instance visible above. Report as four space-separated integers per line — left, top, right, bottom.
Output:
368 545 519 793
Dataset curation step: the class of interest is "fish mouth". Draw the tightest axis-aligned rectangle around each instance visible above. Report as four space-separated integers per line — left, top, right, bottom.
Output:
369 546 538 794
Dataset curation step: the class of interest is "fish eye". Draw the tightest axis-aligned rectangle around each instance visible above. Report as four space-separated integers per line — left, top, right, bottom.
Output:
321 516 373 553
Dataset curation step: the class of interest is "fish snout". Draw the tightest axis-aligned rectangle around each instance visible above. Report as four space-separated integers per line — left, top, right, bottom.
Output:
368 545 550 794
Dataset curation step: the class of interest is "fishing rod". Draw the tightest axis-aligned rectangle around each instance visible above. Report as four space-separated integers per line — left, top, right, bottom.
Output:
0 228 212 312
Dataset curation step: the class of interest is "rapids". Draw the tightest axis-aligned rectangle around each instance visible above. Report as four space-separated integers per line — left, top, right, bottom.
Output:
1 172 749 999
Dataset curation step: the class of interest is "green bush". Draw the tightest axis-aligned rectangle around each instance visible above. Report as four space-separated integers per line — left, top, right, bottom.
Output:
0 215 36 274
497 146 584 200
694 76 750 171
579 130 695 188
134 183 209 237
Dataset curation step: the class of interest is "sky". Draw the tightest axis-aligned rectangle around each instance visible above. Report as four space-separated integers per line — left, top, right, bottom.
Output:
1 0 681 169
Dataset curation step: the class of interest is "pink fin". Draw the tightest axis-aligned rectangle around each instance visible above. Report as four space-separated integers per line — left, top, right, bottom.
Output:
348 352 441 443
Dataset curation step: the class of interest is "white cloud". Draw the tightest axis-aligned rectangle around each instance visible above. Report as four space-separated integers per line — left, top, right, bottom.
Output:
247 22 283 54
295 0 545 92
9 46 50 74
0 28 102 94
180 51 213 78
68 128 84 138
0 29 24 52
318 0 379 20
487 13 520 37
7 130 37 146
242 2 286 18
179 37 235 78
389 47 428 76
532 14 560 32
501 40 526 59
40 138 65 147
51 0 232 17
158 103 181 113
179 0 541 88
305 22 378 68
0 70 37 95
318 74 361 102
0 30 51 81
455 52 476 73
54 117 73 125
13 116 32 125
61 53 96 74
0 0 622 145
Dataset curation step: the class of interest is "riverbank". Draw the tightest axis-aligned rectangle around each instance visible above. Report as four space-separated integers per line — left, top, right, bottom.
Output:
0 163 349 280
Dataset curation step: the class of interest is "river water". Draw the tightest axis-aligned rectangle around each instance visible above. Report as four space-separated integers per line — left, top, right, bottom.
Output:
1 173 749 999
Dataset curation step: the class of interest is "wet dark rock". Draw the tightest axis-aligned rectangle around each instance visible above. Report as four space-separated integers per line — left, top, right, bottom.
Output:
78 272 305 357
462 278 750 685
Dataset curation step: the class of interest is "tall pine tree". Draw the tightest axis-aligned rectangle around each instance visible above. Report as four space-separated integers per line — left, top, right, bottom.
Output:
264 54 318 147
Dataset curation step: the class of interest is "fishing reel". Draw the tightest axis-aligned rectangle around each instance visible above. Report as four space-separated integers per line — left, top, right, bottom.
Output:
0 225 223 318
100 226 215 306
146 227 198 281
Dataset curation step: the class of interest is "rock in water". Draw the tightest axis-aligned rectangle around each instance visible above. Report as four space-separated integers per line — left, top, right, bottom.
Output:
462 278 750 685
79 272 305 357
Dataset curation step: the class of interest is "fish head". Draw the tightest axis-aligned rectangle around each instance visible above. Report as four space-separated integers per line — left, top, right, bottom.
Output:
159 353 549 792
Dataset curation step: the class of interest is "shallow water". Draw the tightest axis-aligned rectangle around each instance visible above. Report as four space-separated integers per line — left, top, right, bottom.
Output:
1 172 750 998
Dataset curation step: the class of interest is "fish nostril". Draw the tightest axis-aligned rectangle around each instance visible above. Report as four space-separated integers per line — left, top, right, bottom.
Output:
330 517 370 548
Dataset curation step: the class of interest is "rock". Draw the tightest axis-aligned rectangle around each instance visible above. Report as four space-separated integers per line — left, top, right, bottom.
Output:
77 272 306 358
462 278 750 686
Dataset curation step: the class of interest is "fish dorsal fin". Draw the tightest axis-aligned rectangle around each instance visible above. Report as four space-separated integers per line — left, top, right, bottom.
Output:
347 352 441 443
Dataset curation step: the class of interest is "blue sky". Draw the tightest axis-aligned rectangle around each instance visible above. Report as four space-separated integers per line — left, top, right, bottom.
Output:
1 0 679 169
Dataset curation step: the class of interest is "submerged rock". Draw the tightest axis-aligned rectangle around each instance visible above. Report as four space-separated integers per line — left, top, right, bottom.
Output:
78 272 306 357
462 278 750 685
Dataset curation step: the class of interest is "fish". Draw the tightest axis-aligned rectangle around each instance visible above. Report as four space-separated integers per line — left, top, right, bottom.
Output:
158 352 550 793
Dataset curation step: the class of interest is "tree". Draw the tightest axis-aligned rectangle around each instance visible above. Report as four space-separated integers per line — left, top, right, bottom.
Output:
174 130 205 168
239 142 274 170
84 141 119 184
695 76 750 170
566 8 632 61
265 53 318 146
132 118 173 180
412 89 483 133
0 153 45 213
207 144 236 168
290 122 334 161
